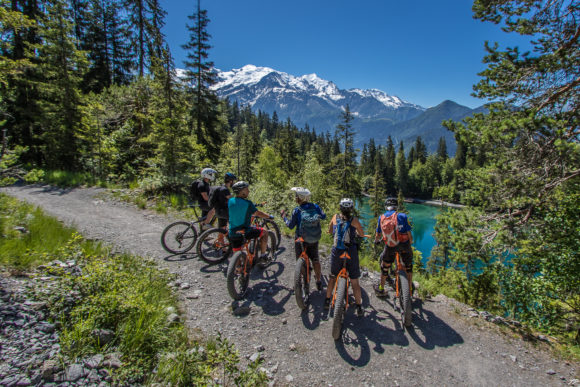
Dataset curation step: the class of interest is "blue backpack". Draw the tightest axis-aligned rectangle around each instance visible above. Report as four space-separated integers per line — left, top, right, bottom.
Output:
333 215 352 250
299 206 322 243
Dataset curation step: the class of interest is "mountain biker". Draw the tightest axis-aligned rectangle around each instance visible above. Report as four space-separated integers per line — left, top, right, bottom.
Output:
373 197 414 297
196 168 217 230
213 172 237 230
281 187 326 291
324 198 366 317
228 181 275 263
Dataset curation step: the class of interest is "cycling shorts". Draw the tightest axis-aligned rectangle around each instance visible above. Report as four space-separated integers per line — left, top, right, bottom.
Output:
230 227 265 249
329 244 361 280
295 240 319 262
380 241 413 273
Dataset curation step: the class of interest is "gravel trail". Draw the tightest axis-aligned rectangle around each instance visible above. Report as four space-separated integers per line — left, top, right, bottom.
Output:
2 185 578 387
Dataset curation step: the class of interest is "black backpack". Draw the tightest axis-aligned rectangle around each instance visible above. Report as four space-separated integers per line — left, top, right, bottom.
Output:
189 179 203 202
207 185 220 209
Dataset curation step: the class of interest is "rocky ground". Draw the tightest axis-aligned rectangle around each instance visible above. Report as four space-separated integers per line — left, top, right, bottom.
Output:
1 184 578 386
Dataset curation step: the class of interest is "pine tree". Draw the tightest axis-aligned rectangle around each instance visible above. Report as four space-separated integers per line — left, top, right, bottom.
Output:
395 141 408 194
182 0 222 162
335 105 360 198
384 136 396 194
437 136 448 161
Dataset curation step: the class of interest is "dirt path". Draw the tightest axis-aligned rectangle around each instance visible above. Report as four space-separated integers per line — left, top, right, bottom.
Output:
2 185 577 386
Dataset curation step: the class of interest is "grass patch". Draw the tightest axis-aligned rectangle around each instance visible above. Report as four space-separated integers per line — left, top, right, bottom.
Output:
0 193 267 385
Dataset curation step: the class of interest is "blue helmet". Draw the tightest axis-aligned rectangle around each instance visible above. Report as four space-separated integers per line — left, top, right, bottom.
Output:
224 172 237 183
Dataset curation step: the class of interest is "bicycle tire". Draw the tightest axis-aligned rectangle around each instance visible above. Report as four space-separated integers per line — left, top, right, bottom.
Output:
259 218 281 250
332 277 348 340
160 221 198 254
226 251 250 300
293 257 309 310
196 228 231 264
256 231 276 269
398 270 413 327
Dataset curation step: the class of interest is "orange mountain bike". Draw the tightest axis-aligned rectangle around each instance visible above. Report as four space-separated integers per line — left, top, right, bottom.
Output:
330 250 354 340
390 251 413 328
294 237 312 310
226 228 276 300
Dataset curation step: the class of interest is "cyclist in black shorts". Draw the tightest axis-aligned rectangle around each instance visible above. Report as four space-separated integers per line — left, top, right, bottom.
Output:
197 168 217 229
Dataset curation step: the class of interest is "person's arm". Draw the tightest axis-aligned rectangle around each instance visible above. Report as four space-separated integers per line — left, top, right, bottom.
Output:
327 214 336 234
374 216 382 243
201 192 209 201
284 208 299 229
253 209 273 219
352 217 365 237
317 204 327 220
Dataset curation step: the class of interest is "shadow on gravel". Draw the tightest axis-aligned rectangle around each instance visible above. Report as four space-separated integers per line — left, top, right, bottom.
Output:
163 253 197 262
405 299 464 349
300 292 327 330
26 184 76 196
200 261 230 275
229 262 293 317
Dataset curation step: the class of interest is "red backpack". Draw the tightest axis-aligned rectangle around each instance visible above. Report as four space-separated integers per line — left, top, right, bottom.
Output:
380 212 399 247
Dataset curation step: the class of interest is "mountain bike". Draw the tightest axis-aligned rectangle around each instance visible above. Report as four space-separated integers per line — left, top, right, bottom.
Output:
294 237 313 310
160 206 214 254
196 226 232 264
389 251 412 328
251 214 281 250
330 250 354 340
226 228 277 300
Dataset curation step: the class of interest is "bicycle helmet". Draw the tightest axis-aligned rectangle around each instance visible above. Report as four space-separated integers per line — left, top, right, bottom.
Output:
339 198 354 211
384 197 397 210
224 172 237 183
201 168 217 181
232 181 249 194
290 187 311 202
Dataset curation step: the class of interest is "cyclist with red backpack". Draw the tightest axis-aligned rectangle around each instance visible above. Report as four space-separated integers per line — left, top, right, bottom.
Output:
373 197 414 297
281 187 326 291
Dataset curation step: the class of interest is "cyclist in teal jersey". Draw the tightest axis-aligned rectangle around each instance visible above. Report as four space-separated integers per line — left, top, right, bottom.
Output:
228 181 274 262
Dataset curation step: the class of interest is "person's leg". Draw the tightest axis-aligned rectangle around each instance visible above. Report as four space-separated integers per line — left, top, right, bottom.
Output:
351 278 362 305
204 208 215 225
308 242 322 288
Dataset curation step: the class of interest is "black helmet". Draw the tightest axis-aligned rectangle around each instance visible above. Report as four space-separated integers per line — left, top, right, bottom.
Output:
232 181 249 194
224 172 237 183
384 197 397 209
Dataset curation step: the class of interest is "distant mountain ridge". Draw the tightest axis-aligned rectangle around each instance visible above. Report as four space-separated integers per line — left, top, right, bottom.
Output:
211 65 483 154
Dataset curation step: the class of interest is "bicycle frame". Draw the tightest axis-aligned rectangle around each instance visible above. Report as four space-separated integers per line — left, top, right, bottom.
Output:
232 231 257 277
296 237 311 282
331 252 351 310
393 252 407 299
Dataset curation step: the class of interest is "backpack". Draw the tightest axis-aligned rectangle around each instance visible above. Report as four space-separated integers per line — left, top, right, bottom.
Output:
298 206 322 243
207 186 219 209
333 215 352 249
380 212 399 247
189 179 203 202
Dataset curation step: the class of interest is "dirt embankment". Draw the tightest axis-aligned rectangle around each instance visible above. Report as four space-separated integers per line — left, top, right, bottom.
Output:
1 185 577 387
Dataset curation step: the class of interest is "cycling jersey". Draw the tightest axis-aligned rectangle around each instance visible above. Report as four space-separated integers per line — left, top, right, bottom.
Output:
228 197 258 234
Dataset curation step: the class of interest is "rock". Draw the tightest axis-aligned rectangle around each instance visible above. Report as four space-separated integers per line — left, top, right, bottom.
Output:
289 344 296 351
36 322 56 333
15 376 31 386
255 345 265 352
91 329 115 346
83 354 104 369
102 353 122 369
468 312 479 318
41 360 60 381
546 369 556 375
180 283 191 290
249 352 261 362
538 335 550 342
233 306 251 316
285 374 294 382
568 378 579 385
167 313 180 323
65 364 85 382
509 355 517 363
166 306 176 314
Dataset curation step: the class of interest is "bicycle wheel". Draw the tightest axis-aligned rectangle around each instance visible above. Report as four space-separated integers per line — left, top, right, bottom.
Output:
398 270 413 327
332 277 348 340
196 228 231 264
259 218 281 250
226 251 250 300
160 221 198 254
293 257 309 310
256 231 277 269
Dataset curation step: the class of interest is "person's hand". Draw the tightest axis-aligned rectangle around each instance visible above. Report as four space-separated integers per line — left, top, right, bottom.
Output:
280 209 287 218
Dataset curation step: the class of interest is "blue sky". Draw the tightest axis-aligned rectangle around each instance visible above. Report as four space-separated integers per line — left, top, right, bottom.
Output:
160 1 531 109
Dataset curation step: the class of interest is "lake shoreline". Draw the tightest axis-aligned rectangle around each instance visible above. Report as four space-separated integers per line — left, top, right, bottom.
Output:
360 193 465 209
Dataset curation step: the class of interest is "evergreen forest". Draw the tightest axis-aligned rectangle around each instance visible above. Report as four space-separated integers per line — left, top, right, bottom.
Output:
1 0 578 354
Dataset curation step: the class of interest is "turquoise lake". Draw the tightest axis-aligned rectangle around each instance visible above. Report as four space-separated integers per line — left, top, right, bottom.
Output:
357 198 441 262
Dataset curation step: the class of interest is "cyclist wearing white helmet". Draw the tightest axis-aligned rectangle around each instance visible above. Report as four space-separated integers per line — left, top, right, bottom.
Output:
281 187 326 291
324 198 366 317
197 168 217 229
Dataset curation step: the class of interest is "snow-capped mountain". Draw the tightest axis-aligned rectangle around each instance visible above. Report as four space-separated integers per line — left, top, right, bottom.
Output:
211 65 425 133
208 65 480 154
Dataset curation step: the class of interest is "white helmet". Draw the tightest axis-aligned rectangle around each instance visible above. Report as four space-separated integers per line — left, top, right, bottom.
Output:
339 198 354 210
201 168 217 181
291 187 311 202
